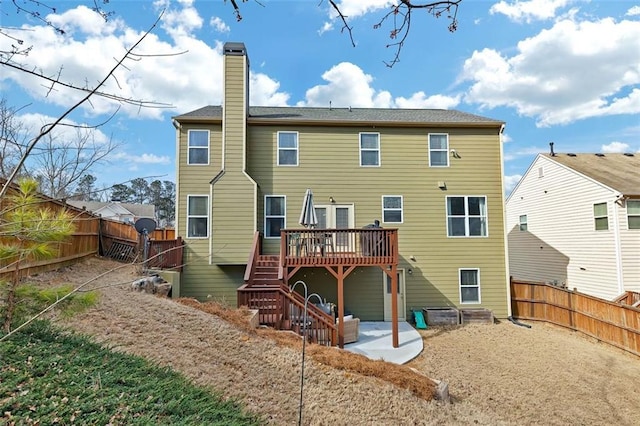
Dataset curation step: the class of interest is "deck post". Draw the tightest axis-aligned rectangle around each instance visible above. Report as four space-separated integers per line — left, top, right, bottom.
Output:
391 263 399 348
337 266 345 348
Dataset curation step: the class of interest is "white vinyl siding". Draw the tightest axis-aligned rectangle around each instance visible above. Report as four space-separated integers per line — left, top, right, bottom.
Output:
265 195 286 238
359 132 380 166
382 195 403 223
186 195 208 238
447 196 488 237
506 155 625 300
429 133 449 167
187 130 209 165
594 202 608 231
277 131 298 166
459 268 481 304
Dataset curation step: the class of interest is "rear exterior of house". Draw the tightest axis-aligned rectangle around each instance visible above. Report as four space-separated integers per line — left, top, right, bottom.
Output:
506 152 640 300
173 42 510 322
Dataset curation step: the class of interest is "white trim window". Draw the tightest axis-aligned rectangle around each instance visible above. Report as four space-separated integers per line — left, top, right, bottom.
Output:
382 195 403 223
187 130 209 165
429 133 449 167
459 268 481 304
277 131 298 166
628 200 640 230
265 195 286 238
519 214 528 231
360 132 380 167
446 196 488 237
593 203 608 231
186 195 208 238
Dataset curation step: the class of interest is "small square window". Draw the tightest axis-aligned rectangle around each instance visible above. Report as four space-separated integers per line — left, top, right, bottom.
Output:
519 215 528 231
382 196 403 223
460 268 480 304
593 203 608 231
187 195 208 238
429 134 449 167
278 132 298 166
628 200 640 230
188 130 209 165
360 133 380 166
446 196 488 237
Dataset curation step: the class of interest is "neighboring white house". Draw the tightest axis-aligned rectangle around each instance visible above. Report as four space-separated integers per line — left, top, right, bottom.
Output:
506 151 640 300
66 200 155 225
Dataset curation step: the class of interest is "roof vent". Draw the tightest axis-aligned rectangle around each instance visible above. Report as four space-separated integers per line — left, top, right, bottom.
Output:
595 153 605 157
567 153 577 157
624 153 635 157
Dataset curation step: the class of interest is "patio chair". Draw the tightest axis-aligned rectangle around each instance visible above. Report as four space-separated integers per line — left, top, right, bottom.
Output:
337 315 360 344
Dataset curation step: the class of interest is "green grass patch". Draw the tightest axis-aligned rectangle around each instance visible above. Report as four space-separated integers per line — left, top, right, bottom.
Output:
0 321 262 425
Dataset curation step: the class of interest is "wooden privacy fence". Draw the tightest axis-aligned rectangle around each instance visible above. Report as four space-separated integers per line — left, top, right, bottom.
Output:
0 200 100 281
511 278 640 357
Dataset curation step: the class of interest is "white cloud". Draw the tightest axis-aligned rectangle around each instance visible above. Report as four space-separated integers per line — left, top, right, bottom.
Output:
329 0 396 19
490 0 573 23
209 17 230 33
318 21 333 36
250 73 290 106
460 16 640 126
601 141 630 153
504 174 523 193
135 153 172 164
501 133 513 143
17 113 111 145
627 6 640 16
394 92 460 109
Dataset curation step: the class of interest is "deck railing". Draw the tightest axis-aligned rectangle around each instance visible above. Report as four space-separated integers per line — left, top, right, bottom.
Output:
279 228 398 267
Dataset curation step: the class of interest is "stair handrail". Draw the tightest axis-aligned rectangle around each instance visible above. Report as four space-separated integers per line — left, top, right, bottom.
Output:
244 231 262 283
285 286 337 346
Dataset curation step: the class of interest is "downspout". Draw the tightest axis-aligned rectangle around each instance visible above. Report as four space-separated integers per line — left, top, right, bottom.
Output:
612 195 625 294
173 119 181 241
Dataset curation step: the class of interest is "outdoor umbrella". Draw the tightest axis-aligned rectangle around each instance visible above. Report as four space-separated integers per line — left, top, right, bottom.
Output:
299 188 318 228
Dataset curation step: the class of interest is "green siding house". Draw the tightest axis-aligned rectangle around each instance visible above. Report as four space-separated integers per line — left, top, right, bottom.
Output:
172 42 510 338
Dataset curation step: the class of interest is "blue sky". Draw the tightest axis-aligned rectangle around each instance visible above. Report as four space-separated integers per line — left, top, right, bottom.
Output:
1 0 639 195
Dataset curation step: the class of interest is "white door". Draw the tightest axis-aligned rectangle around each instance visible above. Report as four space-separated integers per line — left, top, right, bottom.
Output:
315 204 354 252
383 269 406 322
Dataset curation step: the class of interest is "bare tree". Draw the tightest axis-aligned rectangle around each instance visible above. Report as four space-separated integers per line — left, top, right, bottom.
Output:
229 0 462 67
0 99 32 179
31 127 121 198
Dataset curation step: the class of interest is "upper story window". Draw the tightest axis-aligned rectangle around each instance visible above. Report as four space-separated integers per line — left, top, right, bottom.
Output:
360 133 380 167
459 268 481 304
187 195 208 238
429 133 449 167
628 200 640 229
277 132 298 166
382 195 403 223
519 215 528 231
593 203 608 231
446 196 488 237
265 195 286 238
188 130 209 165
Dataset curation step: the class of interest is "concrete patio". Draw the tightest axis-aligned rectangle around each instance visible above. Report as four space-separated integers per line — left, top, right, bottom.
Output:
343 321 423 364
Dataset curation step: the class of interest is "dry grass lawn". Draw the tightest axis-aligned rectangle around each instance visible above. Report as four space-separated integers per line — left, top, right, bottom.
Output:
28 257 640 425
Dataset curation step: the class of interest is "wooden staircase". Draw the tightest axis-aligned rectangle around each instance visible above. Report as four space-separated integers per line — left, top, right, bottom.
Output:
238 247 337 345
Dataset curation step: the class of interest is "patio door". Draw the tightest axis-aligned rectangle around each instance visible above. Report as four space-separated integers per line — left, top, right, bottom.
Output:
383 269 406 322
315 204 354 252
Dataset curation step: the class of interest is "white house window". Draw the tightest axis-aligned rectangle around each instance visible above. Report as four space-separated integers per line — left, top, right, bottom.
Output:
360 133 380 166
188 130 209 165
265 195 286 238
459 268 480 304
382 196 403 223
277 132 298 166
628 200 640 230
429 133 449 167
519 215 528 231
593 203 608 231
187 195 208 238
447 196 488 237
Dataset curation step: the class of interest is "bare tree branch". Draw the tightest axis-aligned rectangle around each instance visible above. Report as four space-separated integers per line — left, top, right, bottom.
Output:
0 11 166 199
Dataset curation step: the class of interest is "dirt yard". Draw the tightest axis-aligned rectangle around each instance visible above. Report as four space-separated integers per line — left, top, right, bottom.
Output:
29 257 640 425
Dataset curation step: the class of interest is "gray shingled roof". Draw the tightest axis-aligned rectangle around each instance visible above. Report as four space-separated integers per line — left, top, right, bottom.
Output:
174 105 503 126
543 153 640 197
